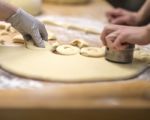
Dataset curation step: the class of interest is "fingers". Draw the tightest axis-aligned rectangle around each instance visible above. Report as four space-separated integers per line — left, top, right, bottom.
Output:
105 35 114 49
102 26 128 51
105 31 119 49
106 8 125 23
111 16 127 25
112 34 128 50
31 29 45 48
101 24 121 46
40 23 48 41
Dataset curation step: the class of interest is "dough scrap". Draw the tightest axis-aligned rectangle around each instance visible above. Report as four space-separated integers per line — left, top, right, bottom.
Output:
51 41 61 52
7 26 17 33
47 31 57 40
25 41 52 51
42 20 100 35
56 45 80 55
0 22 11 30
0 31 9 36
80 46 105 58
134 50 150 64
42 20 70 28
13 34 25 44
70 39 89 48
84 28 100 35
0 40 5 45
44 0 90 4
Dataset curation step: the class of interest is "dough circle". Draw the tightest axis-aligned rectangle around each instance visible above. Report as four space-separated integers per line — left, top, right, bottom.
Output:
80 47 105 57
56 45 80 55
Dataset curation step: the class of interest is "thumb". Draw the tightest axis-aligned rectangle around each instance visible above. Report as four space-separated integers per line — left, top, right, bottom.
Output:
31 29 45 48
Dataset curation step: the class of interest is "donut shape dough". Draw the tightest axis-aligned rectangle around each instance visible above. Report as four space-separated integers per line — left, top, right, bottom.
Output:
0 42 149 83
80 46 105 58
56 45 80 55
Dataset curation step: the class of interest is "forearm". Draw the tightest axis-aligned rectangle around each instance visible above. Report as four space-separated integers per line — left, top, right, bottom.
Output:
0 0 17 21
137 0 150 23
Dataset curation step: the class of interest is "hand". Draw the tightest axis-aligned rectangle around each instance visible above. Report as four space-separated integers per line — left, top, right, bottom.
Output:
106 8 140 26
7 9 48 47
101 24 150 50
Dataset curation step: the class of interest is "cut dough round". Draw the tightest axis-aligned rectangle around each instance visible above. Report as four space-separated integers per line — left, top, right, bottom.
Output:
56 45 80 55
80 46 105 58
13 34 24 44
70 39 89 48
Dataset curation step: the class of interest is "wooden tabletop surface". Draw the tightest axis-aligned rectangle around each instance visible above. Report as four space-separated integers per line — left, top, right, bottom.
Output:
0 0 150 119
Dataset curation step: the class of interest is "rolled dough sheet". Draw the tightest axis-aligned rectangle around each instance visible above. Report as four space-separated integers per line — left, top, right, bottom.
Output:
0 44 149 83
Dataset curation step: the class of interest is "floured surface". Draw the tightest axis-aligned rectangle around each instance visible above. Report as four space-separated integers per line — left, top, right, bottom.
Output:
0 44 149 83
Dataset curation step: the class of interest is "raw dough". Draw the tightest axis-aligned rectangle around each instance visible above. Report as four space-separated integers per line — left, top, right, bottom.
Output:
44 0 90 4
51 41 61 52
42 20 100 35
80 46 105 58
13 34 25 44
47 31 57 41
42 20 70 29
134 50 150 64
70 39 89 48
56 45 80 55
7 26 17 33
25 41 52 51
0 31 9 36
0 40 5 45
5 0 42 15
0 43 149 82
0 22 11 30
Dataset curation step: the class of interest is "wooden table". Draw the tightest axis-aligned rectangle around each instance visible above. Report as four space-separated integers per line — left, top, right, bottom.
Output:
0 0 150 120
